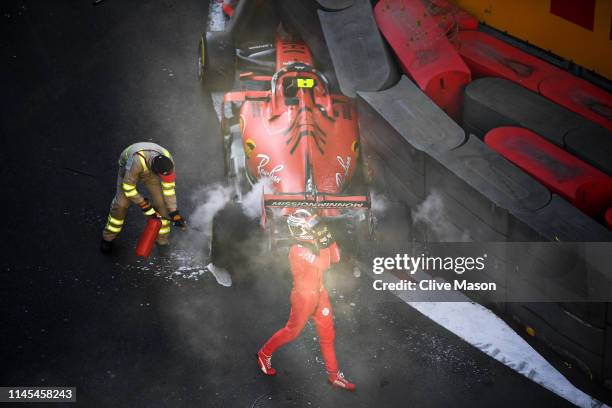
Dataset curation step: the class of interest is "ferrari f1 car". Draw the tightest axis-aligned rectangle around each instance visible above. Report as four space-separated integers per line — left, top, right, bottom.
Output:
198 0 372 255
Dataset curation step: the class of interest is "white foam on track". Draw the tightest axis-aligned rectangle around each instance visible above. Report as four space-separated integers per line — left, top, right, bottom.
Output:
374 272 607 408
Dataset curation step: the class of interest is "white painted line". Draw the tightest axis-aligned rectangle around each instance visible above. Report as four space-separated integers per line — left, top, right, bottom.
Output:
370 271 607 408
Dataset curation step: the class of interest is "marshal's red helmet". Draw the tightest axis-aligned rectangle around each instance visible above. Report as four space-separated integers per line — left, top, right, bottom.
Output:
151 154 176 182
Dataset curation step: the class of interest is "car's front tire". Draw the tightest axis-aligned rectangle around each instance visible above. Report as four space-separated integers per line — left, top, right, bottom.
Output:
198 32 236 91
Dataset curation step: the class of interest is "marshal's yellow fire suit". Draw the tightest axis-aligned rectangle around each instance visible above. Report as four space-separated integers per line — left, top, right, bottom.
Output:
102 143 177 245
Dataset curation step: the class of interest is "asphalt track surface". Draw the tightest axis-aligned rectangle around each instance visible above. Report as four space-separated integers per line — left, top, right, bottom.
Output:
0 1 574 407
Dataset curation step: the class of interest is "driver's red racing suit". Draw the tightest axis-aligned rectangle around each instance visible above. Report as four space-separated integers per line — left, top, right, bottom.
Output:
261 241 341 374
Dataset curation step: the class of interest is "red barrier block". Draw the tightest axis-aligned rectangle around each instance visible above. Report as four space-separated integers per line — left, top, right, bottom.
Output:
374 0 471 119
425 0 478 33
452 31 556 92
539 73 612 131
453 31 612 130
606 208 612 229
485 127 612 219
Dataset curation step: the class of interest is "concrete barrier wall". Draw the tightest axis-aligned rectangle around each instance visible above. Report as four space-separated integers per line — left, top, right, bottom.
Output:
357 75 612 385
319 0 398 97
358 76 612 243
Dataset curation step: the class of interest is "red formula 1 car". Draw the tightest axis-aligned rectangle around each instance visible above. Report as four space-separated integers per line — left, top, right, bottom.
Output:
198 1 371 254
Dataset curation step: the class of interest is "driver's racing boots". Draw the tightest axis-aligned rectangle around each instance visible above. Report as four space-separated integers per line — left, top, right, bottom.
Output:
328 371 356 391
257 350 276 376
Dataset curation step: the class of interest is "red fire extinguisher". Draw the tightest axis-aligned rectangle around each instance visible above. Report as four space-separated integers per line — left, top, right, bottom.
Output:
135 217 162 258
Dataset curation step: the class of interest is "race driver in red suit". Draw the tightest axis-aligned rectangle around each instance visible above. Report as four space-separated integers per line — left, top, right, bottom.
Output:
257 209 356 391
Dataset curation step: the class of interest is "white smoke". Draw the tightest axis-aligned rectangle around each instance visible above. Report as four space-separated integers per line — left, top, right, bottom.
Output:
162 183 235 286
240 178 273 219
189 183 233 235
411 190 471 242
172 179 276 286
370 190 388 214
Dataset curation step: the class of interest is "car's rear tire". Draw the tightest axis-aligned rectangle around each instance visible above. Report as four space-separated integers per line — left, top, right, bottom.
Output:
225 126 252 201
210 202 260 286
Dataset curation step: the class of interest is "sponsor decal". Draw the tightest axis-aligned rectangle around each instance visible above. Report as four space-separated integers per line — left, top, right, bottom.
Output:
248 43 273 50
300 251 316 263
306 176 314 193
322 307 330 316
265 200 368 208
335 156 351 188
256 154 284 184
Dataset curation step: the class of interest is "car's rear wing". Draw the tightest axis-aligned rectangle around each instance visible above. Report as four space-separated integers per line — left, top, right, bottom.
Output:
263 193 370 209
260 192 370 227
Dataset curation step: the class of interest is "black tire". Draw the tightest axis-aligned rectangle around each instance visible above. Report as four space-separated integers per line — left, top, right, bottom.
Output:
224 126 251 201
198 32 236 91
210 203 260 286
344 158 368 196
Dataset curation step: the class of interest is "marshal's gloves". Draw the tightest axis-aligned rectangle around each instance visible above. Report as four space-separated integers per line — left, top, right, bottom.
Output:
169 210 187 229
138 199 160 218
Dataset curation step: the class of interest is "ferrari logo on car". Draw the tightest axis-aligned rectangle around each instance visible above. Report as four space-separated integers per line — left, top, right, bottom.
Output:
244 138 256 159
351 140 360 156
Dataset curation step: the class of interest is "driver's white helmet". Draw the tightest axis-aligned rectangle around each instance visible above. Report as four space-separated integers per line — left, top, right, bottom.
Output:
287 209 319 241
